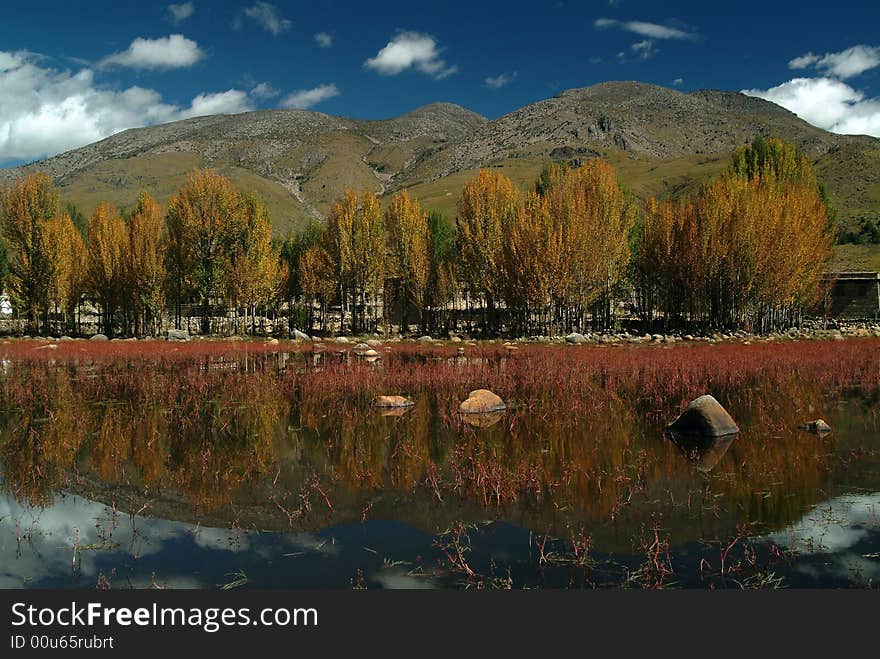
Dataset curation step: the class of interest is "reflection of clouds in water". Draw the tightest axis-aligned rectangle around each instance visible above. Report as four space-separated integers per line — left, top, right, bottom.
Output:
370 566 437 590
0 493 341 589
766 492 880 584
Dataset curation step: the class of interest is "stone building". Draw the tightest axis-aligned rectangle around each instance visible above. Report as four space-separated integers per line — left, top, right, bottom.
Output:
822 272 880 319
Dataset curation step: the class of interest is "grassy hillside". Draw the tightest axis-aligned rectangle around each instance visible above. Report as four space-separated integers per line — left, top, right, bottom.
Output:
2 81 877 246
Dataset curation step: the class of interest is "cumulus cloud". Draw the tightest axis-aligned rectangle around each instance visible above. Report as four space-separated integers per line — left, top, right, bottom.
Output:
673 77 684 86
100 34 204 70
167 2 195 24
484 71 516 89
594 18 701 42
0 51 251 163
788 44 880 79
241 2 291 35
280 83 340 109
743 77 880 137
314 32 333 48
250 82 279 99
364 32 458 79
182 89 251 118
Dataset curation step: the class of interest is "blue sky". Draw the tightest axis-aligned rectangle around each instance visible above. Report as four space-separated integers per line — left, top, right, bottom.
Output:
1 0 879 166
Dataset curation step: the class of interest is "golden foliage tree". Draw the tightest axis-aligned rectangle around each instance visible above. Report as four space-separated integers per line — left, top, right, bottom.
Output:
164 169 243 333
127 192 165 336
225 193 286 334
634 137 834 330
385 190 430 332
322 191 385 333
44 212 85 333
0 173 59 332
85 203 127 335
455 170 519 330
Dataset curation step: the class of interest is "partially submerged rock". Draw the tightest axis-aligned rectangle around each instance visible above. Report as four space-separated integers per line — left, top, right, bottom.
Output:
667 395 739 437
459 389 506 414
90 334 108 341
565 332 586 344
372 395 414 408
799 419 832 434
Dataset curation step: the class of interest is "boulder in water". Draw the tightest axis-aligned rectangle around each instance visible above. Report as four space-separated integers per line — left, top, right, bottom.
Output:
459 389 506 414
667 395 739 437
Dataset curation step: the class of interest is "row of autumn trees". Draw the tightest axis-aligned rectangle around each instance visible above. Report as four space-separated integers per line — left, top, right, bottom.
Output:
0 170 284 336
293 136 834 335
0 136 835 337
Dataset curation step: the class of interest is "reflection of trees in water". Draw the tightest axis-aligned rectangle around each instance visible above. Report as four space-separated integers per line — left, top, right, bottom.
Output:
0 350 876 542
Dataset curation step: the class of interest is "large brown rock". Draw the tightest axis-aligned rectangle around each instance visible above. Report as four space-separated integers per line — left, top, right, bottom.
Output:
667 395 739 437
459 389 506 414
372 395 414 408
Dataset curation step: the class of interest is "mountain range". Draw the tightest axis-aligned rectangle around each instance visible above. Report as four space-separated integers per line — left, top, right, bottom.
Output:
3 81 878 241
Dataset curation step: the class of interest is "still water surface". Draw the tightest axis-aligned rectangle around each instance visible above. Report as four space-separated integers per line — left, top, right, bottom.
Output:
1 346 878 588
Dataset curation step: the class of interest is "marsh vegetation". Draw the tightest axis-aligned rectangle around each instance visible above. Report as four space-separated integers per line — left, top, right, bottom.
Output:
0 337 878 588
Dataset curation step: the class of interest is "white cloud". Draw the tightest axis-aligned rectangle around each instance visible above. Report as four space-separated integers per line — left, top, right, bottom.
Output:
364 31 458 79
242 2 291 35
594 18 701 42
789 52 820 69
182 89 251 118
167 2 195 24
280 83 340 109
0 51 252 163
789 46 880 79
817 45 878 79
631 39 657 60
250 82 279 99
673 77 684 86
100 34 205 70
314 32 333 48
484 71 516 89
743 77 880 137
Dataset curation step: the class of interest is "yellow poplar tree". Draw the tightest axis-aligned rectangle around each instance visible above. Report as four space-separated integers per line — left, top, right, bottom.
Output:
385 190 430 332
225 193 286 334
322 190 385 333
44 213 85 333
85 203 128 336
0 173 59 332
127 192 165 336
455 170 519 331
165 169 243 334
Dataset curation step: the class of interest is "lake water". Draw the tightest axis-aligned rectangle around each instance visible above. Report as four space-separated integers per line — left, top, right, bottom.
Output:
1 342 879 589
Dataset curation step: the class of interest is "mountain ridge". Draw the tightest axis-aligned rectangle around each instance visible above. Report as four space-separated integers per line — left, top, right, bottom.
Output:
3 81 877 239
